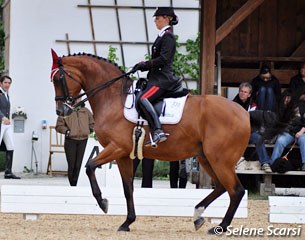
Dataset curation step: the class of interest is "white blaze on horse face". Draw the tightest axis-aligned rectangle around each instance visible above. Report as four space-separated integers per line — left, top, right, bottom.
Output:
193 206 205 221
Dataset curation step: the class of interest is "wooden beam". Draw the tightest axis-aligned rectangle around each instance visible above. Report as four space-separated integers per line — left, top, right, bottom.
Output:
290 39 305 57
216 0 265 45
200 0 216 94
221 56 305 63
221 68 298 86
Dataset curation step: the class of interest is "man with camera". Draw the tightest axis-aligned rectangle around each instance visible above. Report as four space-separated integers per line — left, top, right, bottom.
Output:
0 75 20 179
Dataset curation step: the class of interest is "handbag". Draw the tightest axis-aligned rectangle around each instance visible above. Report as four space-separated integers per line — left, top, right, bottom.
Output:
271 140 296 173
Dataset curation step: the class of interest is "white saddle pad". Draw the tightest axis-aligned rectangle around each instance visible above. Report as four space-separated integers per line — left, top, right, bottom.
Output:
123 82 188 125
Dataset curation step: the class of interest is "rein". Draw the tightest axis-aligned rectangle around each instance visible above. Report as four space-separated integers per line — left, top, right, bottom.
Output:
55 64 134 110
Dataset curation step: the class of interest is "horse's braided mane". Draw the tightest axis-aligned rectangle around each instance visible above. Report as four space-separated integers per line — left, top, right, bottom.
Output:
62 53 132 97
63 52 127 76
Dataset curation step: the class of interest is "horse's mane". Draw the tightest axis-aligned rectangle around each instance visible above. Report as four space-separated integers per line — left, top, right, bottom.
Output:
62 52 127 76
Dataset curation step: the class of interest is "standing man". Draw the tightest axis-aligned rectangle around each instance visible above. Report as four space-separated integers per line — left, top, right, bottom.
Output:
133 158 155 188
56 101 94 186
0 75 20 179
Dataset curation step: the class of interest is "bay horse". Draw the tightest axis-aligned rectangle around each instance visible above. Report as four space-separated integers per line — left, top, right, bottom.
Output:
50 49 250 234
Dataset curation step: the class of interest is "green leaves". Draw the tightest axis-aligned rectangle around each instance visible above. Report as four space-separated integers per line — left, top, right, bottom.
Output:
107 45 119 63
173 33 200 81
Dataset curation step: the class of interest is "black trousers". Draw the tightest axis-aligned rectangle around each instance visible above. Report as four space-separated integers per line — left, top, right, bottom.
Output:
64 138 88 186
133 158 154 188
170 161 187 188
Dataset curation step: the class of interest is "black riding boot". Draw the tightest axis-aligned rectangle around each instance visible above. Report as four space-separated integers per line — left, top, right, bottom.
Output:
138 98 167 144
4 150 21 179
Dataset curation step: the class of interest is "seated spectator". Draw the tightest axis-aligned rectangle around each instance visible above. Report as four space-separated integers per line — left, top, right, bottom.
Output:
271 92 305 171
289 62 305 95
233 82 256 111
251 65 281 113
249 110 278 173
233 82 282 173
169 160 188 188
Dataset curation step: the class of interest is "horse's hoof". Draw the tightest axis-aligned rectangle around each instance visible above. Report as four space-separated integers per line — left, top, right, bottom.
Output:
208 226 225 235
194 217 205 231
101 198 108 214
117 226 130 232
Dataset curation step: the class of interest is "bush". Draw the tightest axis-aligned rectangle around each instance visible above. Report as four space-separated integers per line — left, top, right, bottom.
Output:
134 160 169 180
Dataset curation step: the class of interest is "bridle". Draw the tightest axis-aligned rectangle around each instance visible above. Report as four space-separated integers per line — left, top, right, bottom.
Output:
53 59 134 113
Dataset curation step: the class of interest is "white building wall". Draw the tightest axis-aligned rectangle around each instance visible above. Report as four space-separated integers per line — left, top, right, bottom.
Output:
8 0 200 173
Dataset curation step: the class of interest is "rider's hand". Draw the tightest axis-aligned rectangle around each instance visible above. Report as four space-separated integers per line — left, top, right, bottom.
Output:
132 61 149 72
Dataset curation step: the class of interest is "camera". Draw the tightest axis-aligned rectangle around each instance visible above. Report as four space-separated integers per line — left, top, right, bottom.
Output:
32 132 39 141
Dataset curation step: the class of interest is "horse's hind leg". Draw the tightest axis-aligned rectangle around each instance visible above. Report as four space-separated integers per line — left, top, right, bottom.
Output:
205 158 245 234
193 156 226 230
214 174 245 233
194 155 245 234
116 157 136 231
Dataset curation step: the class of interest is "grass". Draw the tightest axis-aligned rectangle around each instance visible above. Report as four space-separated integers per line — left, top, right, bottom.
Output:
248 191 268 200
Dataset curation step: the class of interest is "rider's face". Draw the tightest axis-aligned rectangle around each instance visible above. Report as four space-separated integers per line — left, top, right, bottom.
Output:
154 16 170 30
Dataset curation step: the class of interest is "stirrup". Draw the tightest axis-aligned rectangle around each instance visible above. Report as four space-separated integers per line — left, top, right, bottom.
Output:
145 131 168 148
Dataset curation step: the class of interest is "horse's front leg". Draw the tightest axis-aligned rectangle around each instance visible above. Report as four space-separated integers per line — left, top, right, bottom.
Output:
116 157 136 232
85 147 117 214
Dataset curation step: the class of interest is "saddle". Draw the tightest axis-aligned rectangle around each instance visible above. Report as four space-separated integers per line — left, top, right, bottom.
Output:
134 77 189 117
129 78 189 157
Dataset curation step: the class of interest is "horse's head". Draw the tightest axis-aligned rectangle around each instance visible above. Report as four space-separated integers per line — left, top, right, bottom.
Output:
50 49 83 117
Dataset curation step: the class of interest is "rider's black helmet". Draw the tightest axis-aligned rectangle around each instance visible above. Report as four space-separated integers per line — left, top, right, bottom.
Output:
153 7 178 25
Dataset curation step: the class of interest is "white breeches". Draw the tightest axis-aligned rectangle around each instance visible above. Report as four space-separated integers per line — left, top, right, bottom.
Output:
0 124 14 150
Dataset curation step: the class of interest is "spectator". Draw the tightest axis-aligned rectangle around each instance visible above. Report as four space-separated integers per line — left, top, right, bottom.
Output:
56 101 94 186
133 158 155 188
289 62 305 95
248 110 277 173
251 65 281 113
271 92 305 171
0 75 20 179
233 82 274 173
169 160 188 188
233 82 256 111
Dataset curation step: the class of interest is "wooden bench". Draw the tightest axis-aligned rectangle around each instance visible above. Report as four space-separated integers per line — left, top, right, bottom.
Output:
269 196 305 224
236 168 305 196
236 143 305 196
1 185 247 222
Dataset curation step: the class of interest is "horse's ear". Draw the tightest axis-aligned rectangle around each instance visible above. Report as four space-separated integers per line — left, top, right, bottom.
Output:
51 49 58 62
50 49 61 81
51 49 61 69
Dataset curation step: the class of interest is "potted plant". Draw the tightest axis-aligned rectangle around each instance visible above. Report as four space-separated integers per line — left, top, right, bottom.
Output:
12 106 27 120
